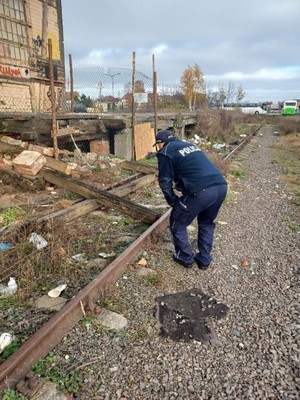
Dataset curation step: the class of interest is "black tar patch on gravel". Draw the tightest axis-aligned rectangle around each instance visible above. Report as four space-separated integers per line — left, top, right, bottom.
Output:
155 287 229 343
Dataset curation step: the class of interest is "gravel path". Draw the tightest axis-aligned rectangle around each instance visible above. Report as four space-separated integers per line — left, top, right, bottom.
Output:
57 126 299 400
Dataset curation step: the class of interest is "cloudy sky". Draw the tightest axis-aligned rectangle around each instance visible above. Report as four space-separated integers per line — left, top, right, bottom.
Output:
61 0 300 103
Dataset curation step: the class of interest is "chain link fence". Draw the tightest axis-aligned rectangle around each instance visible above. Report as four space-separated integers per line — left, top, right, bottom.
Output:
67 66 186 114
0 61 189 156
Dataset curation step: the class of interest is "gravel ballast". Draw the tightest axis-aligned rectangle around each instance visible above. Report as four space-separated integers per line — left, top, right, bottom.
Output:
55 126 299 400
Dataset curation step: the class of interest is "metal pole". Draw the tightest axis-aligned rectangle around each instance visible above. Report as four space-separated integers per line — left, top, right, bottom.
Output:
131 51 136 160
98 81 102 111
152 54 158 139
48 39 59 159
105 72 120 97
69 54 74 112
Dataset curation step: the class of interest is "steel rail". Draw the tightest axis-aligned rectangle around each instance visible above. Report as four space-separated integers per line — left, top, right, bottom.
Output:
223 125 262 161
0 210 171 391
0 125 261 392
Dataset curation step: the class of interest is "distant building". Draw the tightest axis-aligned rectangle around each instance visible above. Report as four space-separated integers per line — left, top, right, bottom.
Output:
0 0 65 113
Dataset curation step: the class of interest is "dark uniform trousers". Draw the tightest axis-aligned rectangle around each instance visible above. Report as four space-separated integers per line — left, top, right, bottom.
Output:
170 184 227 266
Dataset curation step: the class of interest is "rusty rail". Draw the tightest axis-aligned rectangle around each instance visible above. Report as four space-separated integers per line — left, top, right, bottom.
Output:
0 209 171 391
223 125 262 161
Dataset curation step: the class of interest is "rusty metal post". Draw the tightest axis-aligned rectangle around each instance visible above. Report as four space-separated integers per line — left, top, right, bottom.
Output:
48 39 59 159
131 51 136 160
69 54 74 113
152 54 158 139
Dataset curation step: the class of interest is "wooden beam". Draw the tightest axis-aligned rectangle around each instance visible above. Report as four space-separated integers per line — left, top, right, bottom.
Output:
40 169 160 224
36 174 157 223
122 160 157 174
109 174 156 196
37 199 99 223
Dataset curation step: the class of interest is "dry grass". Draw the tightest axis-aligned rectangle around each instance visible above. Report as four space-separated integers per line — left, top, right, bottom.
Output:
272 131 300 205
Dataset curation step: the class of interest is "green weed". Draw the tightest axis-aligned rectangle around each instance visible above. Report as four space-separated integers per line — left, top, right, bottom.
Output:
1 390 28 400
0 206 25 226
81 316 95 328
91 166 102 173
32 351 82 393
284 217 300 233
0 296 21 312
0 340 21 362
230 169 246 178
148 274 160 286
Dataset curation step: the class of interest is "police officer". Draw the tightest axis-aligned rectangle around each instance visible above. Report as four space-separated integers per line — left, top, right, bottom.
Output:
155 130 227 269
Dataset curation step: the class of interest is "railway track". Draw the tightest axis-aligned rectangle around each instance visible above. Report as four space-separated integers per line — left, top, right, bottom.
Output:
0 125 262 394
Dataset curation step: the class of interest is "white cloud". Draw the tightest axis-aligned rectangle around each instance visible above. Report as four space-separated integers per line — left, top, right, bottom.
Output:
62 0 300 102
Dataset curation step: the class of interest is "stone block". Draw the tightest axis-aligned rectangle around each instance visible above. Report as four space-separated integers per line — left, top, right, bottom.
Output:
12 150 47 176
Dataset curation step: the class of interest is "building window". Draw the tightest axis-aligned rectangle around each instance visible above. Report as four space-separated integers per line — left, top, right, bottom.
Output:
0 0 28 61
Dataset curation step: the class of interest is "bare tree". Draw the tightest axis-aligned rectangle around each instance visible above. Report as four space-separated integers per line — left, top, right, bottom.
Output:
236 84 246 102
226 81 236 103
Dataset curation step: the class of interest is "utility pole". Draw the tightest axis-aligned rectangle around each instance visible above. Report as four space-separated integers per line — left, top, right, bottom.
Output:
98 81 102 109
105 72 120 97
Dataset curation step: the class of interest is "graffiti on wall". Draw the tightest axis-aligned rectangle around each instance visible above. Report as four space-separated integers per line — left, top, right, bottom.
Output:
33 31 60 60
0 64 30 78
32 35 44 55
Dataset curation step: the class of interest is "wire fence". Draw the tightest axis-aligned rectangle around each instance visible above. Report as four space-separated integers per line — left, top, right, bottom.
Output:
67 66 185 114
0 60 188 157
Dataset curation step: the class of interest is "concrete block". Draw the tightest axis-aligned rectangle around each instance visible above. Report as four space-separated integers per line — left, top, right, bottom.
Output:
12 150 47 176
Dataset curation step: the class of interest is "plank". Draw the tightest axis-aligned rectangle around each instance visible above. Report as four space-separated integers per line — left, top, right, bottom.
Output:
37 199 99 223
109 174 156 196
40 169 160 224
122 160 157 174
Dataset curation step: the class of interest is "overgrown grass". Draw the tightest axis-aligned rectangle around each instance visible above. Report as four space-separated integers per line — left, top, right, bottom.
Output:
272 131 300 205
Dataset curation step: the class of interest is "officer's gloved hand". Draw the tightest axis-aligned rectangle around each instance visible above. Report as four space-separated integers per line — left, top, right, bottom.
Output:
170 196 179 207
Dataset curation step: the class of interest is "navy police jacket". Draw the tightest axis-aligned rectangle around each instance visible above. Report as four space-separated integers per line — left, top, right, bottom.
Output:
157 138 227 206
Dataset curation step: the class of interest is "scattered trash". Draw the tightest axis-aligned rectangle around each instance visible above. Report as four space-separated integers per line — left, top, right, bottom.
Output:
0 242 12 252
48 284 67 298
29 233 48 250
72 253 85 262
242 260 250 267
137 257 148 266
0 277 17 297
212 143 226 150
99 252 115 258
0 332 14 354
217 221 228 225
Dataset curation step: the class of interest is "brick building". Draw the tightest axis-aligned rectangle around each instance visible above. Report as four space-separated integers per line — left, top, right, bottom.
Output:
0 0 65 113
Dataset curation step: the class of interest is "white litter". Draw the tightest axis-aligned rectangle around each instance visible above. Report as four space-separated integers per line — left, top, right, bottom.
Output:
29 232 48 250
0 332 14 354
0 277 17 297
48 284 67 298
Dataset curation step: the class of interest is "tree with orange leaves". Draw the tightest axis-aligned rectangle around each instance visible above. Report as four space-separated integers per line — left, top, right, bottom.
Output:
180 63 206 111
